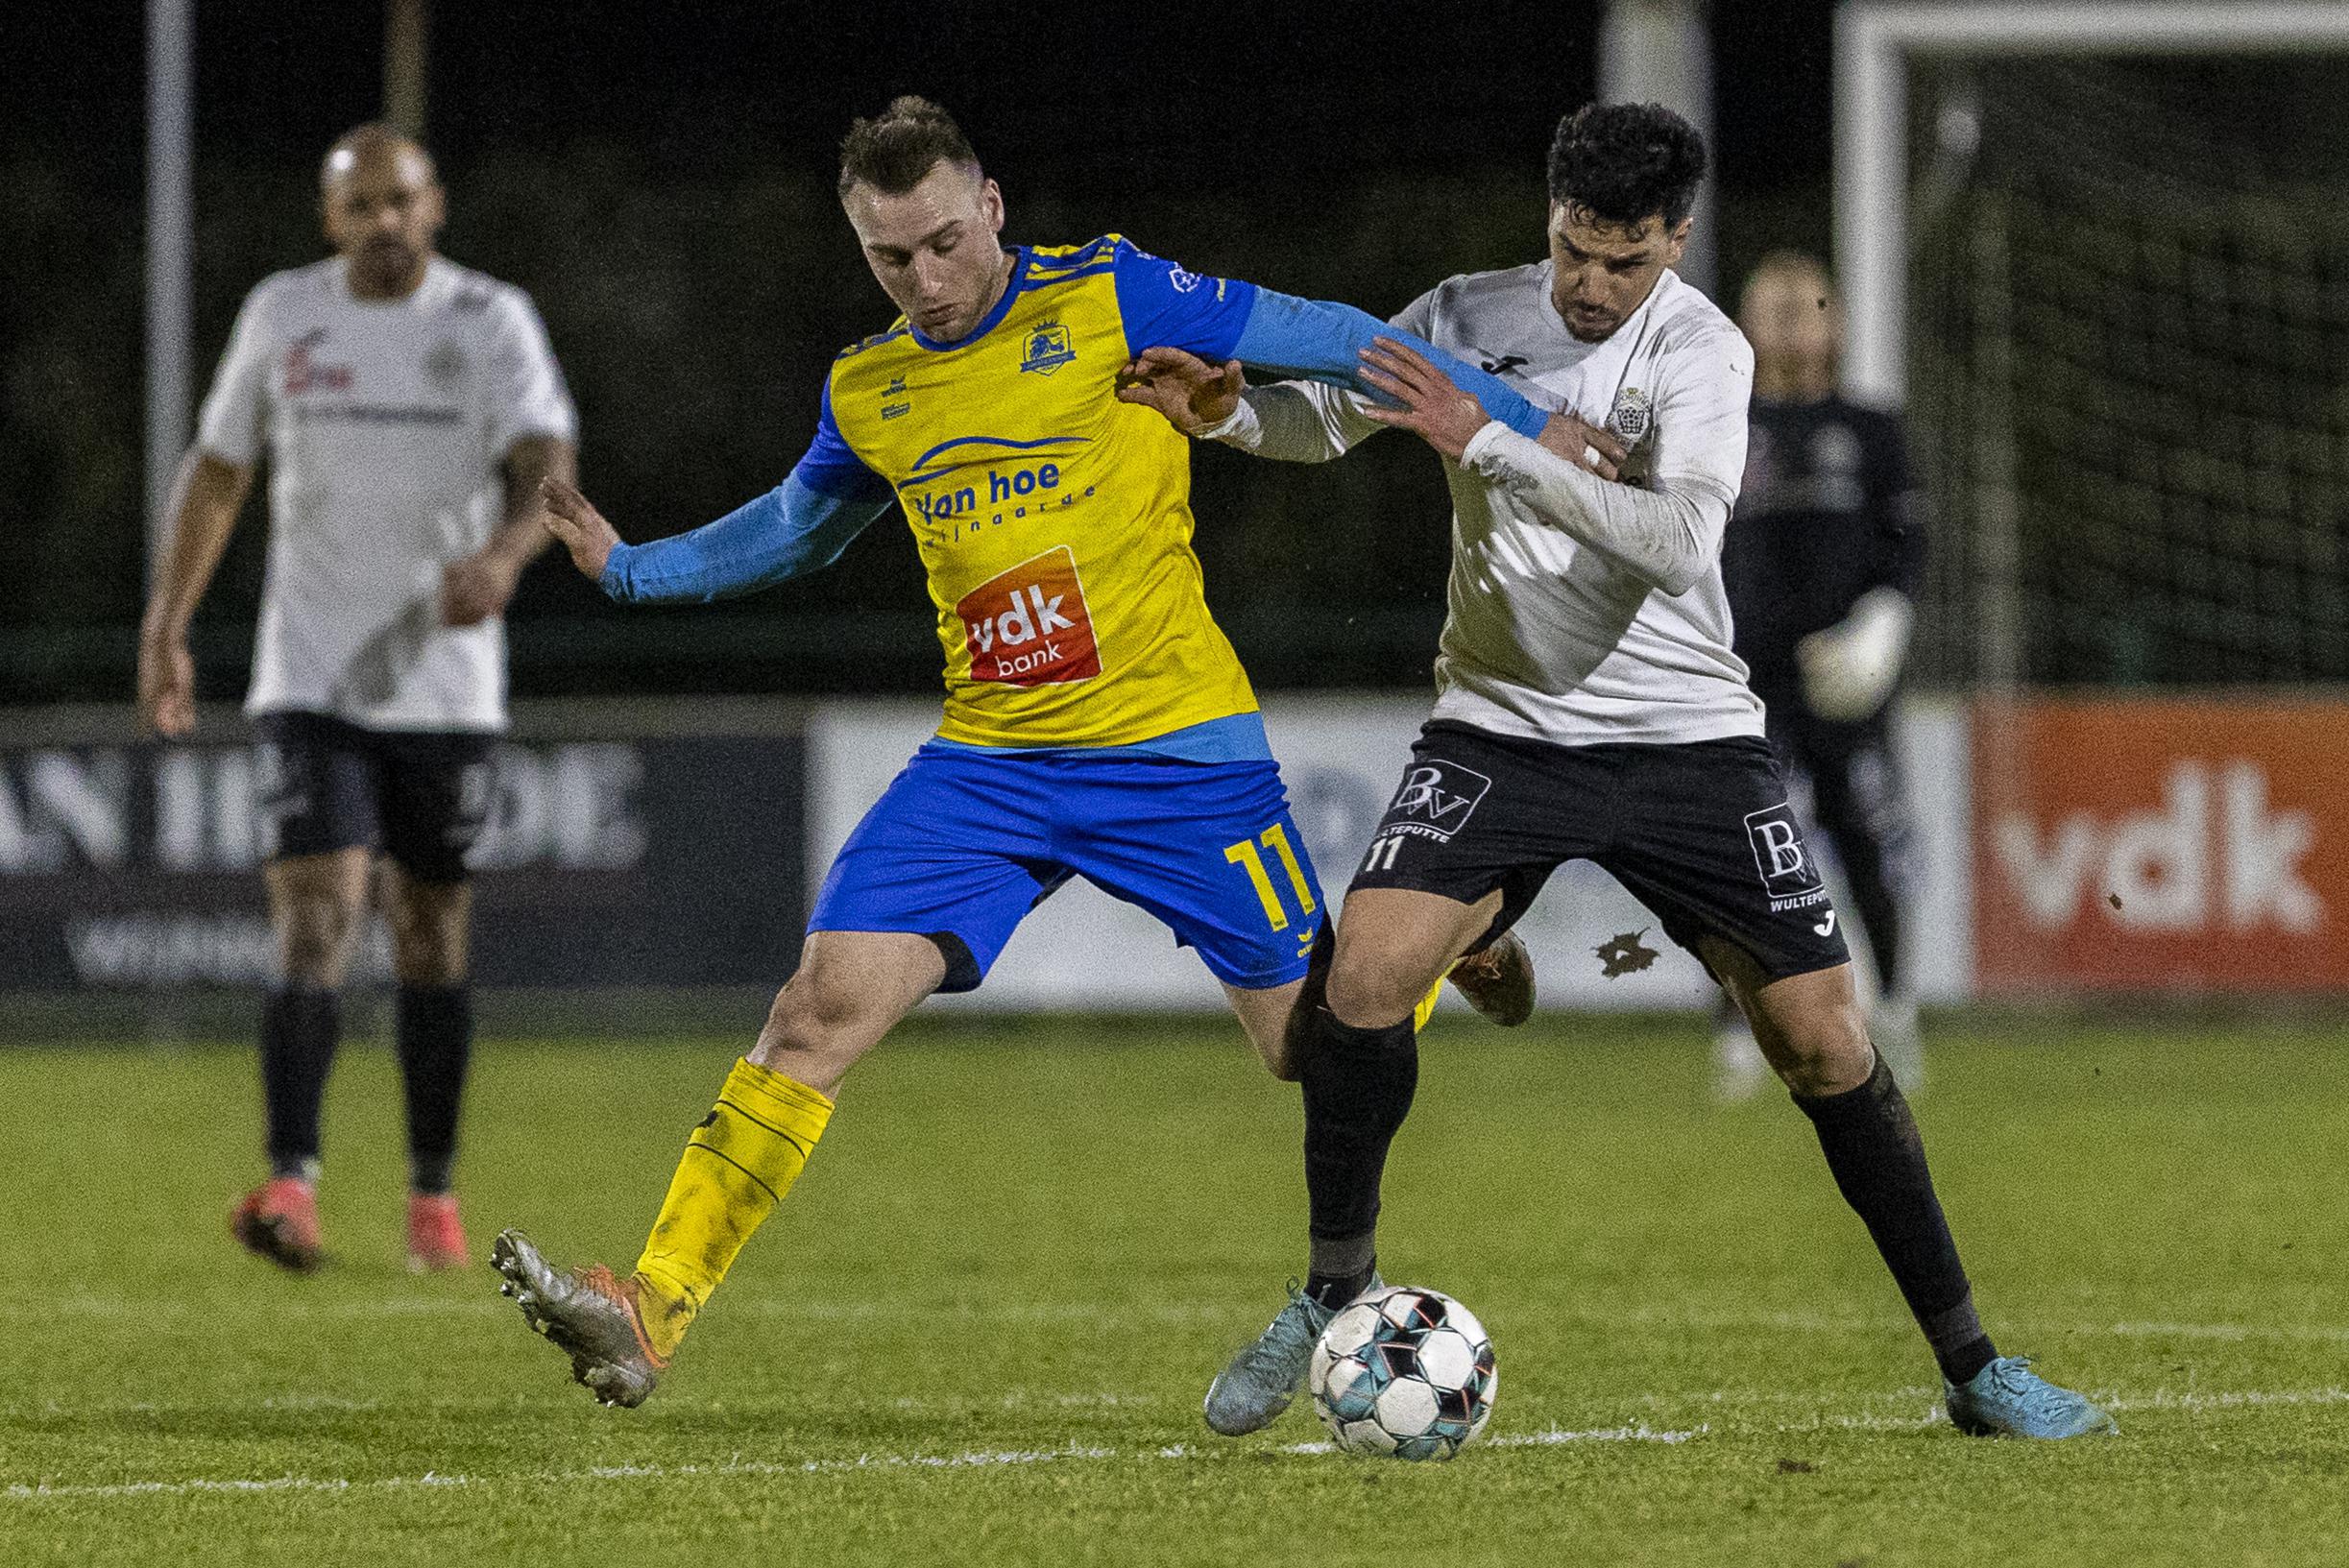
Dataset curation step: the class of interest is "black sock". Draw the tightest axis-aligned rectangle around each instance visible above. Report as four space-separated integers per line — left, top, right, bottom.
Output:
397 983 473 1195
260 985 340 1179
1795 1053 1997 1384
1298 1003 1417 1309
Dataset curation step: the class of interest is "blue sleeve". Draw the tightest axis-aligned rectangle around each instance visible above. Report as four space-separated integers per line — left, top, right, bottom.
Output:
599 470 893 605
1109 240 1545 441
598 379 894 604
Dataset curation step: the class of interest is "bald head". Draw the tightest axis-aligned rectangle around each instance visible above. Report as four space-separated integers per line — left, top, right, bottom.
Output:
1739 252 1841 402
322 123 435 192
321 124 444 300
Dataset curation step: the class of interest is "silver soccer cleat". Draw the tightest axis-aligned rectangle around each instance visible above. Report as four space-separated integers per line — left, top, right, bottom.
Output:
491 1227 669 1409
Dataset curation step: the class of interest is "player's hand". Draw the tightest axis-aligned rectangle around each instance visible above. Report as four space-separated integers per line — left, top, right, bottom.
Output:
1355 338 1492 460
538 476 621 582
1534 412 1627 481
440 547 523 627
1114 346 1243 435
135 625 197 737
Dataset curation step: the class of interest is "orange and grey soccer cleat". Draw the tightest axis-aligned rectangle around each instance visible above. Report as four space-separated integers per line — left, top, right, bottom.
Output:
490 1228 669 1408
1447 929 1537 1026
231 1175 326 1273
405 1193 471 1273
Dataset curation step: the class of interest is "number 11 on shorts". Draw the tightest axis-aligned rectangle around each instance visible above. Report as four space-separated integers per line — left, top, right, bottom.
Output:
1224 823 1317 932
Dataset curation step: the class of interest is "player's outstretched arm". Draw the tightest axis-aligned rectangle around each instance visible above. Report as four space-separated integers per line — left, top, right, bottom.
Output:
1357 338 1720 596
549 472 894 607
1109 241 1549 454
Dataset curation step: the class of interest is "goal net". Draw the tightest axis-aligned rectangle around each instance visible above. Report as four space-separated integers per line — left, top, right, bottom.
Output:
1897 39 2349 691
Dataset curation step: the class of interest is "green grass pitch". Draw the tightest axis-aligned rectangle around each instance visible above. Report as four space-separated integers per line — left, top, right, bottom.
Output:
3 1014 2343 1565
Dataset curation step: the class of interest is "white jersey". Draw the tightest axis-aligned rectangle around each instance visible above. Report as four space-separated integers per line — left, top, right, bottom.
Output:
1227 264 1759 746
196 255 576 732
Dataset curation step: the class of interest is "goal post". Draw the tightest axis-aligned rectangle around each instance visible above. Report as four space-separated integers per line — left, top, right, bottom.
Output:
1834 1 2349 406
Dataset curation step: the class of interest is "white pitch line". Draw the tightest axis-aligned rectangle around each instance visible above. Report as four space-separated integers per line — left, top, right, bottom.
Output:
0 1425 1707 1504
11 1387 2343 1505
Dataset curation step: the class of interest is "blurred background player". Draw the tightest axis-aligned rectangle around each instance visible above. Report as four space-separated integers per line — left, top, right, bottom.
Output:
1713 253 1925 1100
134 125 578 1272
487 97 1548 1409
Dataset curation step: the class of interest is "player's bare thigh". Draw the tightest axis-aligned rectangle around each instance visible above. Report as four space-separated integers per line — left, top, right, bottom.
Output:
1324 886 1507 1030
1699 936 1873 1097
749 929 950 1100
264 847 373 987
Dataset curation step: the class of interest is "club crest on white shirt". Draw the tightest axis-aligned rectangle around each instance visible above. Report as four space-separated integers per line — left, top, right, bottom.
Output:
1606 385 1652 444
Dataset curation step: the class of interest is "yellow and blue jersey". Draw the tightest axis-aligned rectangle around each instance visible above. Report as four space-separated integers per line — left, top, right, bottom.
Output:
808 238 1256 749
600 235 1548 754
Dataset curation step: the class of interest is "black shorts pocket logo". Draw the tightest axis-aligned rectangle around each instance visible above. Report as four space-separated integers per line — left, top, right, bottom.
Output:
1388 760 1492 841
1744 802 1826 902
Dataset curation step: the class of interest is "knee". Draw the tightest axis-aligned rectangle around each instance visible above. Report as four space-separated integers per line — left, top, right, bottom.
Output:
1322 954 1421 1032
756 970 866 1061
278 895 360 986
1769 1003 1876 1098
388 904 467 986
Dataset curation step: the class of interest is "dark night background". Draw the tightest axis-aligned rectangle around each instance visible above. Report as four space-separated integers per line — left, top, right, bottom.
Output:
5 2 1840 706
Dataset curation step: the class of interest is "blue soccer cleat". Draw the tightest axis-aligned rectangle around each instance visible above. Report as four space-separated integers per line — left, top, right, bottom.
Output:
1944 1356 2118 1438
1204 1274 1381 1435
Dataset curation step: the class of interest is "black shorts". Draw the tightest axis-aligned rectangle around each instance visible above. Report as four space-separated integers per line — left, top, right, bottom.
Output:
1350 721 1851 984
253 711 496 884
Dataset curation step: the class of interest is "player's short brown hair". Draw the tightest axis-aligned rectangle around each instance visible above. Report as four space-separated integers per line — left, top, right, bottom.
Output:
837 96 980 199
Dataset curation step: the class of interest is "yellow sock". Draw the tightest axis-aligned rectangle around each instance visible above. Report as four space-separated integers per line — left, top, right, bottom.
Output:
1413 976 1444 1033
631 1056 833 1359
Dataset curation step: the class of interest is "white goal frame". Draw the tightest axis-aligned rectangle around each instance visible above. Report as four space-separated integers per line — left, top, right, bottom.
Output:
1832 1 2349 404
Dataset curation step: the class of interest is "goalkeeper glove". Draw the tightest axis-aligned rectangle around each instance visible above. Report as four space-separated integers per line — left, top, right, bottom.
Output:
1796 587 1914 721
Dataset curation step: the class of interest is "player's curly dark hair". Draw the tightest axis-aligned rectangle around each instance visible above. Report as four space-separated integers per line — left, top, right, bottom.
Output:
1546 102 1708 230
838 96 981 199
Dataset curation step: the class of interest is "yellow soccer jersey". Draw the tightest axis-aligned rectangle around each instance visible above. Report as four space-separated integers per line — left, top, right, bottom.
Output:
817 236 1261 749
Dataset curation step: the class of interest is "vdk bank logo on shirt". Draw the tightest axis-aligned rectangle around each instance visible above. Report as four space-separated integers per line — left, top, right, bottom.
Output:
957 545 1102 686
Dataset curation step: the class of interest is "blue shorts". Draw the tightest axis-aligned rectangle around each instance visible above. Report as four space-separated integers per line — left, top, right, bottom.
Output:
811 744 1325 992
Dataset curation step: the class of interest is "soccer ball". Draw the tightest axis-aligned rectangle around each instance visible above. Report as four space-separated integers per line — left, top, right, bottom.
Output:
1308 1285 1496 1460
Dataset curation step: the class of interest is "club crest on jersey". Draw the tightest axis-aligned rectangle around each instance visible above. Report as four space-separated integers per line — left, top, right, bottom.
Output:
1019 321 1076 375
957 545 1102 686
1606 386 1652 445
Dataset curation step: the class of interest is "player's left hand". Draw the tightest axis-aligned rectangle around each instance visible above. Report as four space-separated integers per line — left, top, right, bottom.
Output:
538 476 622 583
441 546 523 627
1355 338 1493 460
